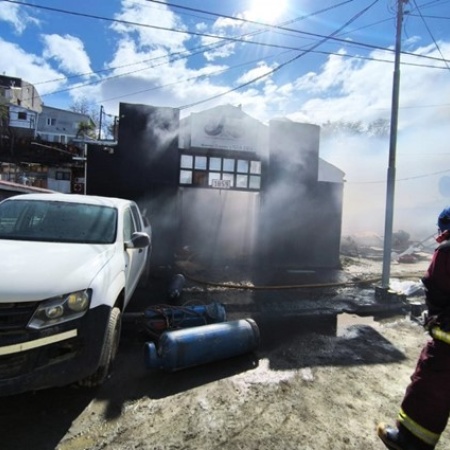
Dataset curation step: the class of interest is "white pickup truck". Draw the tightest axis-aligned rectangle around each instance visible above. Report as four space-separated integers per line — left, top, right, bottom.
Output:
0 193 151 396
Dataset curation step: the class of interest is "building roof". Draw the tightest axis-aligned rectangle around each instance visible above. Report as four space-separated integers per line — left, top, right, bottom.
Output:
0 180 54 194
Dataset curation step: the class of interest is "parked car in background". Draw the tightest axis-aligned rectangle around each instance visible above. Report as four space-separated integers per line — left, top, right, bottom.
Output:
0 193 151 396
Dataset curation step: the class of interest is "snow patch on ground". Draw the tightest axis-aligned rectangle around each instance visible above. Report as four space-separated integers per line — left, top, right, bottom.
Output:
232 358 297 390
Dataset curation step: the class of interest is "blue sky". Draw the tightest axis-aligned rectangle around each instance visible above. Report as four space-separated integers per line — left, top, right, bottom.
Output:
1 0 448 121
1 0 450 236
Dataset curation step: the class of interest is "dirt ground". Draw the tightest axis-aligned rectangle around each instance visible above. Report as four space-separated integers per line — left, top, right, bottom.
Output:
1 254 449 450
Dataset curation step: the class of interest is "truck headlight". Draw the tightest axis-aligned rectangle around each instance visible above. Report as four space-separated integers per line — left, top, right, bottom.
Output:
28 290 91 329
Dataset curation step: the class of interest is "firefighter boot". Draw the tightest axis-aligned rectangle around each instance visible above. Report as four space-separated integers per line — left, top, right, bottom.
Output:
377 424 435 450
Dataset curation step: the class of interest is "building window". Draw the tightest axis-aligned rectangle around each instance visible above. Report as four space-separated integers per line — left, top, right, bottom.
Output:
55 171 71 181
250 160 261 174
222 172 234 188
223 158 235 172
180 154 193 169
18 112 27 120
47 118 56 126
179 170 192 184
237 160 249 173
209 157 221 171
249 175 261 189
194 156 207 170
179 153 261 191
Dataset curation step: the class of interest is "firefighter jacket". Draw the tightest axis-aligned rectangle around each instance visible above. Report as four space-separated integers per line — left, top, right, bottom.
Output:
421 239 450 329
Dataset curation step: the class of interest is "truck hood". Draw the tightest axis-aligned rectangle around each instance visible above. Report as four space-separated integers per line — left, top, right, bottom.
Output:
0 240 117 302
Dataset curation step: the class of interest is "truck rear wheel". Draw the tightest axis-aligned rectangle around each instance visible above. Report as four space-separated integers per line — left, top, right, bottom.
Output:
78 307 122 388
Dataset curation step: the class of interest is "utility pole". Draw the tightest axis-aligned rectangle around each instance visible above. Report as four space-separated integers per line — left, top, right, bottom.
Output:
111 115 118 140
98 105 103 140
83 143 88 195
381 0 408 290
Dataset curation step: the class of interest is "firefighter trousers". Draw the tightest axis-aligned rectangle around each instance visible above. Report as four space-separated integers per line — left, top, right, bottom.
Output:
398 337 450 448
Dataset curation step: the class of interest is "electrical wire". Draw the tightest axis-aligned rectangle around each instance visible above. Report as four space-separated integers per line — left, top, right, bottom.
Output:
3 0 450 107
14 0 364 88
177 0 382 110
411 0 450 70
3 0 449 70
2 0 450 115
30 2 367 100
146 0 358 31
348 168 450 185
4 0 388 53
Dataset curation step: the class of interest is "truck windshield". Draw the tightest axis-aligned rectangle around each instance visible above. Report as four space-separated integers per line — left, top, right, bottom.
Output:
0 199 118 244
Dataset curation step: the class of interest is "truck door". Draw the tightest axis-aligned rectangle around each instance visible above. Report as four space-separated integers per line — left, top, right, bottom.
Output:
123 207 146 298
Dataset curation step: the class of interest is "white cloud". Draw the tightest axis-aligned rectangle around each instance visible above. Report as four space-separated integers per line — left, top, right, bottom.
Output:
237 61 277 85
203 38 237 62
42 34 93 76
0 2 40 34
199 15 247 61
0 38 65 94
195 22 208 33
104 38 165 80
213 16 245 30
284 42 450 129
111 0 190 51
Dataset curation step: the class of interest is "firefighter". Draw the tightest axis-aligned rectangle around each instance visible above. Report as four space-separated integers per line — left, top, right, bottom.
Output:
377 207 450 450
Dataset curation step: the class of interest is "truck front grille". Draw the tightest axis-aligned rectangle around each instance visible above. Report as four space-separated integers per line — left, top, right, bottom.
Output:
0 353 28 379
0 302 38 330
0 331 81 381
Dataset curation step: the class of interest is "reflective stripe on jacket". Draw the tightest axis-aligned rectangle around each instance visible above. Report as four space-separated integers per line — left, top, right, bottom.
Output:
431 326 450 345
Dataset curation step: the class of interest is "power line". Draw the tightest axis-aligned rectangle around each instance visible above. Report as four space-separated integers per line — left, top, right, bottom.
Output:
27 0 359 88
146 0 357 30
98 48 450 107
4 0 450 106
411 0 450 70
408 13 450 18
3 0 449 66
99 50 293 104
349 168 450 184
2 0 383 54
178 0 381 110
3 0 450 111
39 37 450 107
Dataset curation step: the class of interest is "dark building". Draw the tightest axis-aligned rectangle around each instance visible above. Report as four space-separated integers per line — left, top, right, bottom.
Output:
87 103 345 270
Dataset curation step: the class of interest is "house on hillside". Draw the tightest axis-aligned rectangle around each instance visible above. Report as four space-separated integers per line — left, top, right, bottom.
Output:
0 74 43 112
37 105 95 144
0 75 96 193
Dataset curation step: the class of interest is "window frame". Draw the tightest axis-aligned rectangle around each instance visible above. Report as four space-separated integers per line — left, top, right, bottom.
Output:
178 151 261 191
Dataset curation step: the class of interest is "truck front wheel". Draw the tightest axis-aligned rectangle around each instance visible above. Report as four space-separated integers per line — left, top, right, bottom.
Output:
78 307 122 388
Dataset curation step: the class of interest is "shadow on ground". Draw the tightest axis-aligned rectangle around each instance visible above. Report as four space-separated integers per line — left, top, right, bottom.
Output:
0 267 410 450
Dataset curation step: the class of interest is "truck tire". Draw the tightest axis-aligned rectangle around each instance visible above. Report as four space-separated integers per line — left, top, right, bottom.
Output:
78 307 122 388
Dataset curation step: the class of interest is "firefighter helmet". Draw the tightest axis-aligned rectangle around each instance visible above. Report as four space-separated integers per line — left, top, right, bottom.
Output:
438 207 450 231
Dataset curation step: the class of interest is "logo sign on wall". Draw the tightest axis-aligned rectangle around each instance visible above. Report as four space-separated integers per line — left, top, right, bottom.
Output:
190 110 262 153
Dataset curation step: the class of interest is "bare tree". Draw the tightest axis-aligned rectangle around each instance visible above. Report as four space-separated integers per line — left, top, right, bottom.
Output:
70 97 100 135
321 118 390 138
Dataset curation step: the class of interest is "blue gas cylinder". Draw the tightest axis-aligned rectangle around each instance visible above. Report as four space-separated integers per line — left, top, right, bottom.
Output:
144 318 260 371
143 302 227 337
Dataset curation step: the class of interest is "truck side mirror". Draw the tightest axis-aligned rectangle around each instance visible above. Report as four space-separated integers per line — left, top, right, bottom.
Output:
125 231 150 250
